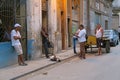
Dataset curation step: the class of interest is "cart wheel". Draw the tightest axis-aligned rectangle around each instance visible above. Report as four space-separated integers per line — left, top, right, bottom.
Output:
105 40 110 53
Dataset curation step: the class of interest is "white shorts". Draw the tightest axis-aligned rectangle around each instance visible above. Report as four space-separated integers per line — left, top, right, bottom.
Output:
14 45 23 55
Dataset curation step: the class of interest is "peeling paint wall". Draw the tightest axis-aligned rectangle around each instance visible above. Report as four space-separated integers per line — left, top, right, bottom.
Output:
89 0 113 35
27 0 62 58
26 0 87 59
56 0 68 51
27 0 42 59
83 0 88 27
112 15 119 29
47 0 59 53
56 0 62 52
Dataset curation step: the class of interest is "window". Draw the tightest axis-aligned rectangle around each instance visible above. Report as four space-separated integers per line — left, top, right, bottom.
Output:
95 1 100 10
0 0 26 42
0 0 14 42
95 13 101 25
72 0 80 9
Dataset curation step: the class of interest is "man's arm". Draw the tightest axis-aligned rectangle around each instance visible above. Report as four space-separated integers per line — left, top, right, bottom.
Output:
41 30 48 38
13 36 21 40
12 31 21 40
77 31 84 38
101 28 104 37
14 33 21 40
95 27 97 34
75 29 80 36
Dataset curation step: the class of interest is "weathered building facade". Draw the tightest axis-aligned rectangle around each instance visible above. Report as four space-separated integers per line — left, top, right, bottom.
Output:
0 0 113 68
87 0 113 35
0 0 85 68
112 14 119 29
0 0 27 68
112 7 120 29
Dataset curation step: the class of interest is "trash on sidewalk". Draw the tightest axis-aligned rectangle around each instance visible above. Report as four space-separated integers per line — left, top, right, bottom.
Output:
48 41 61 62
42 72 48 75
50 55 61 62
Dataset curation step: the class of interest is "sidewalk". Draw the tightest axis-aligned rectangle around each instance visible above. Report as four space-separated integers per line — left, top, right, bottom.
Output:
0 48 78 80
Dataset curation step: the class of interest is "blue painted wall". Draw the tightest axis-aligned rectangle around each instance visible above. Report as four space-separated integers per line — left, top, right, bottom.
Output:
0 39 34 68
0 42 17 68
27 39 35 60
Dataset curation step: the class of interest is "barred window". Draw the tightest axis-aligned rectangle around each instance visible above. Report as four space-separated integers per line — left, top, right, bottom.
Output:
0 0 14 42
0 0 26 42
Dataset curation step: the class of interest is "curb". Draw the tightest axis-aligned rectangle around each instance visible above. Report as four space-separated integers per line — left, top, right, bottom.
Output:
11 54 76 80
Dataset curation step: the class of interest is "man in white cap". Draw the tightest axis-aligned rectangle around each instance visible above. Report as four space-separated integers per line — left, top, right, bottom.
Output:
11 23 27 66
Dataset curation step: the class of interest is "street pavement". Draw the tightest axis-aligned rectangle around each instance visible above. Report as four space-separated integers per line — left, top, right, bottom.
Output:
0 47 79 80
0 44 120 80
19 44 120 80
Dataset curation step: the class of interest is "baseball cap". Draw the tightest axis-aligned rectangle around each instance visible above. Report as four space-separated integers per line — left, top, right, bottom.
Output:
14 23 21 28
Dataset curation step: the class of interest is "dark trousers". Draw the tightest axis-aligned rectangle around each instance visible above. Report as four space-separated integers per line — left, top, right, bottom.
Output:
73 37 77 53
43 40 49 58
119 33 120 40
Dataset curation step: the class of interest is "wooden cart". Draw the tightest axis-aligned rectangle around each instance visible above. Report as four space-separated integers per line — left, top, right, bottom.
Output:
85 35 110 53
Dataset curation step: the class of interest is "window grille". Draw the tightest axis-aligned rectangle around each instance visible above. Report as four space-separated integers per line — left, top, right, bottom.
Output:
0 0 14 42
0 0 26 42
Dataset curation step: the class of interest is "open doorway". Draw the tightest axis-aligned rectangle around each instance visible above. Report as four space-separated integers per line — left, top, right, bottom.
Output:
67 18 71 47
61 11 66 50
42 0 48 53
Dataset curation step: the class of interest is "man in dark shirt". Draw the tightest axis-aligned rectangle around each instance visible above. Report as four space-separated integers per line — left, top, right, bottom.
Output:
41 26 49 58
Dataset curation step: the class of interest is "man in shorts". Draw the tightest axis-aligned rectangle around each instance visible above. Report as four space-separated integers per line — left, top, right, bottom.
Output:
95 24 103 55
11 23 27 66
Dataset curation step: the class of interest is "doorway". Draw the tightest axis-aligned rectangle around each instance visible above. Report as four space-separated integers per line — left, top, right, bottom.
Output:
61 11 66 50
105 20 108 30
42 0 48 53
67 18 71 47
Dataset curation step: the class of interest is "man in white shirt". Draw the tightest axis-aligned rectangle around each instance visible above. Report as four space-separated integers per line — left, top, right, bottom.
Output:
95 24 103 55
11 23 27 66
77 24 86 59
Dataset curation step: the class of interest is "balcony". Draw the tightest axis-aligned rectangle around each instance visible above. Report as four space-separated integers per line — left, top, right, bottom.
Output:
112 7 120 13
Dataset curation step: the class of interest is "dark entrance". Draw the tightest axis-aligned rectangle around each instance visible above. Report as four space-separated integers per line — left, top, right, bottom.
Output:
42 0 48 54
105 20 108 30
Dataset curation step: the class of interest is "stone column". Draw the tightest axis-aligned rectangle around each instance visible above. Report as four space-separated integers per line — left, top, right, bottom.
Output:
48 0 57 52
27 0 42 59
